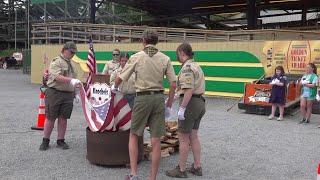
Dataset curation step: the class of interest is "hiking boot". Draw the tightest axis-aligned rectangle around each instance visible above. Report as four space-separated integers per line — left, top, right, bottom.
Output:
39 138 50 151
267 115 274 120
125 175 139 180
57 139 69 149
187 163 203 176
299 118 306 124
165 165 188 178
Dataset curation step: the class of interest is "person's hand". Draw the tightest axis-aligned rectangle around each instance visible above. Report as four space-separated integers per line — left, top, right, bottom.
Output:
70 78 81 86
269 80 275 85
316 94 320 101
111 84 119 93
274 79 280 84
74 94 80 103
165 107 171 120
174 93 179 101
178 106 186 120
301 80 310 85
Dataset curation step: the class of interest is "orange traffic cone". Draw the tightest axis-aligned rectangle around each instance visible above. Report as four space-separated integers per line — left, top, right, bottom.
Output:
31 92 46 130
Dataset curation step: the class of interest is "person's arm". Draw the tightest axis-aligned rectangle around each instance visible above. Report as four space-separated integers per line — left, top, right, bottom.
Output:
166 81 176 108
165 60 177 108
49 60 73 83
306 75 318 88
116 56 137 88
55 75 73 83
114 76 123 88
275 76 285 87
101 63 109 75
110 70 117 85
180 88 193 108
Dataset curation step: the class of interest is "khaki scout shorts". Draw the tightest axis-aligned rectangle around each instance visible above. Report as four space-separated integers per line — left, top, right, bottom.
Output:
45 88 74 120
178 96 206 133
130 93 165 138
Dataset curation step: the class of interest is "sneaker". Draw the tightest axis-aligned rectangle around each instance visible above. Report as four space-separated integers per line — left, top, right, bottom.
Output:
39 138 50 151
267 115 274 120
277 117 283 121
56 139 69 149
187 163 203 176
304 119 310 124
299 118 306 124
165 165 188 178
125 175 139 180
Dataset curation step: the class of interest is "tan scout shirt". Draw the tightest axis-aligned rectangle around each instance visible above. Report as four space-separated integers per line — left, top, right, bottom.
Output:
102 60 119 75
119 45 176 92
177 59 205 95
110 67 135 94
47 54 77 92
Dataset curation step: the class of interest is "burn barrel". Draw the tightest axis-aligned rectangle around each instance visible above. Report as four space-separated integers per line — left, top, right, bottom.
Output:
86 127 144 165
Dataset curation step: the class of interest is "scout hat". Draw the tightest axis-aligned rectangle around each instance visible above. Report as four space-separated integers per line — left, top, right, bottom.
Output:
64 41 78 53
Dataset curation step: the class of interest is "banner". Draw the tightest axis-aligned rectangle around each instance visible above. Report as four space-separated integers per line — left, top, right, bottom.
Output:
263 41 320 76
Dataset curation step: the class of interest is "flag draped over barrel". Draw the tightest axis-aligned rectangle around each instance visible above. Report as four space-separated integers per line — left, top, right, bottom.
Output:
79 83 132 132
80 38 131 132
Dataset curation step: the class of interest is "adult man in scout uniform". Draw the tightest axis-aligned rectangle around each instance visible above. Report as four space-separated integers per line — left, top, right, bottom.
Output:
39 41 81 151
112 30 177 180
102 48 120 75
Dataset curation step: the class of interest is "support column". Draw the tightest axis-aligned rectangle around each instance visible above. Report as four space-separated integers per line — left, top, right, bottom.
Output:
302 7 307 26
247 0 258 30
90 0 96 24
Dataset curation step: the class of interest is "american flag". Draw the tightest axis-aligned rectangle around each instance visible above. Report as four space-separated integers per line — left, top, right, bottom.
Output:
79 83 131 132
43 52 48 65
86 37 97 98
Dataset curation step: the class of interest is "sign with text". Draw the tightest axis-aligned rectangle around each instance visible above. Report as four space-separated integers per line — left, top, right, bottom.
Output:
263 41 320 75
90 83 111 106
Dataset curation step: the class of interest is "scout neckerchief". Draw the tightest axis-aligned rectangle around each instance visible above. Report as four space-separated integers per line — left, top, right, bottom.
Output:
143 44 158 57
60 54 75 75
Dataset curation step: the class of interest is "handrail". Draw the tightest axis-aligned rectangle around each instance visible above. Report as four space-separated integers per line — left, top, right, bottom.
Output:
31 22 320 44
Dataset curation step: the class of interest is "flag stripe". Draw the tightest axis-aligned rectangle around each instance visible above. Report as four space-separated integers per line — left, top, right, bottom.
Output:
86 37 97 98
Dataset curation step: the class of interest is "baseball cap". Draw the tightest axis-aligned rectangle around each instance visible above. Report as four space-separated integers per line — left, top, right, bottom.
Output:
64 41 78 53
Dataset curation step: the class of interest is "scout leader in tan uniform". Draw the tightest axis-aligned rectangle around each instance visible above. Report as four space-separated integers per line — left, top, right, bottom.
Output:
110 53 136 108
102 48 120 75
166 43 206 178
112 29 177 180
39 42 81 151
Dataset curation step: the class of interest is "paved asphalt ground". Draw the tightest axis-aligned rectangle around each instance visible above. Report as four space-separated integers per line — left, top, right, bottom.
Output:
1 69 320 180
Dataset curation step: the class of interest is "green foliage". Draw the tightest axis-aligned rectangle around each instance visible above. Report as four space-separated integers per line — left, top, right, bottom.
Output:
98 2 152 24
0 49 20 58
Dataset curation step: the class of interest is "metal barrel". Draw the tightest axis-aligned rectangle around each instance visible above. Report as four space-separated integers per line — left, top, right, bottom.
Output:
86 127 143 165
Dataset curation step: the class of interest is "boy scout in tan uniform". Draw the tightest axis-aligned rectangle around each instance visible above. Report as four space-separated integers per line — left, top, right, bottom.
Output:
102 49 120 75
112 30 177 180
39 41 81 151
166 43 206 178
